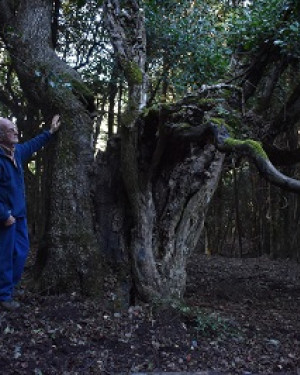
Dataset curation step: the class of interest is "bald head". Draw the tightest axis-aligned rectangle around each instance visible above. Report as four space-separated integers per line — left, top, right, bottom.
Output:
0 117 19 146
0 117 9 129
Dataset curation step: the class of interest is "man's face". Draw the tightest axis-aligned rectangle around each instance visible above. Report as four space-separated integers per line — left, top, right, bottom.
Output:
0 118 19 147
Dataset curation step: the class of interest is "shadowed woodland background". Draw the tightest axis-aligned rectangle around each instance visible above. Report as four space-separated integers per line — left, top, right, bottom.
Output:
1 0 300 304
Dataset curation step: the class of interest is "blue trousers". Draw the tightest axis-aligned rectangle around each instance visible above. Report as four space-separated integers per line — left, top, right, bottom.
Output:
0 217 29 301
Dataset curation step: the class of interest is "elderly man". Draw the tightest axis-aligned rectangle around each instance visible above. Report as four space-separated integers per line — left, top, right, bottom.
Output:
0 114 61 310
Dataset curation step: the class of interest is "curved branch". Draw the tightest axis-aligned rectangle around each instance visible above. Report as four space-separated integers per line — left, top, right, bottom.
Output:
215 131 300 193
249 157 300 194
168 117 300 193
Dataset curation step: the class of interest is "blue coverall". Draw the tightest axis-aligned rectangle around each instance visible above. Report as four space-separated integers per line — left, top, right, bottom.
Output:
0 131 52 301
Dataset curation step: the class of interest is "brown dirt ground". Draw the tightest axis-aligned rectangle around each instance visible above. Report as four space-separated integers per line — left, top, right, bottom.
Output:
1 254 300 374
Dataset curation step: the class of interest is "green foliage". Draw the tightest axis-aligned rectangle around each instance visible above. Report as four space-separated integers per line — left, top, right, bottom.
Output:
227 0 300 56
144 0 232 97
123 61 143 85
1 0 299 132
63 0 103 10
170 299 235 337
56 0 300 107
59 0 111 89
194 311 230 336
142 0 300 103
0 46 24 116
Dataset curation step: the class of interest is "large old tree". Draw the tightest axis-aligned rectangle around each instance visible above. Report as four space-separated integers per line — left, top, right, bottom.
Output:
0 0 103 294
1 0 300 303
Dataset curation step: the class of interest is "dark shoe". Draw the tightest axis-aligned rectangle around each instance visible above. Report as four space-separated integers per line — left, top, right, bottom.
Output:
13 289 25 297
0 300 20 311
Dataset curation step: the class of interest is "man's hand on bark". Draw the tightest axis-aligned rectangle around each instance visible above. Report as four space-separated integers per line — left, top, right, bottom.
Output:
49 114 61 134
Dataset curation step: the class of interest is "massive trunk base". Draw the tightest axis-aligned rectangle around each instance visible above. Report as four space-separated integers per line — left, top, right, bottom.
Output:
93 130 224 303
0 0 104 295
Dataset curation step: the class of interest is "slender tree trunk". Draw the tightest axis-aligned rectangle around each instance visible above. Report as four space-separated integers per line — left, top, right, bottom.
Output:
117 81 123 132
233 166 243 257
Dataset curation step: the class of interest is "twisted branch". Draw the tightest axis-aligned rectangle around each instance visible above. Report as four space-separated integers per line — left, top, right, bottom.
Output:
169 118 300 194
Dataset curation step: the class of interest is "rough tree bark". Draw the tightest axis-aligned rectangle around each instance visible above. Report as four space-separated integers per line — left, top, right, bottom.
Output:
0 0 103 295
99 0 223 302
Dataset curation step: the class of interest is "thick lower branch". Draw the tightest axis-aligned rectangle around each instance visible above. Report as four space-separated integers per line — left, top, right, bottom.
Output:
217 134 300 193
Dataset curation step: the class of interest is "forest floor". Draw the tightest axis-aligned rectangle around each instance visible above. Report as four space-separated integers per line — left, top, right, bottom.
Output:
1 254 300 375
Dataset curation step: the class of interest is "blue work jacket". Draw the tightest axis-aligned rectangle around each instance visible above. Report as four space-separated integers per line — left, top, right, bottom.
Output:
0 130 52 222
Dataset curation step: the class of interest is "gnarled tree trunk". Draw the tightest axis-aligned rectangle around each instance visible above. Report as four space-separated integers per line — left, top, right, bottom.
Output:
100 0 225 301
93 97 225 301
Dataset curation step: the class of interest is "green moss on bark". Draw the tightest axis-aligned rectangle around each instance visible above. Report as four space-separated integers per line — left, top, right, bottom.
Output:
224 138 268 159
70 78 94 98
123 61 143 85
